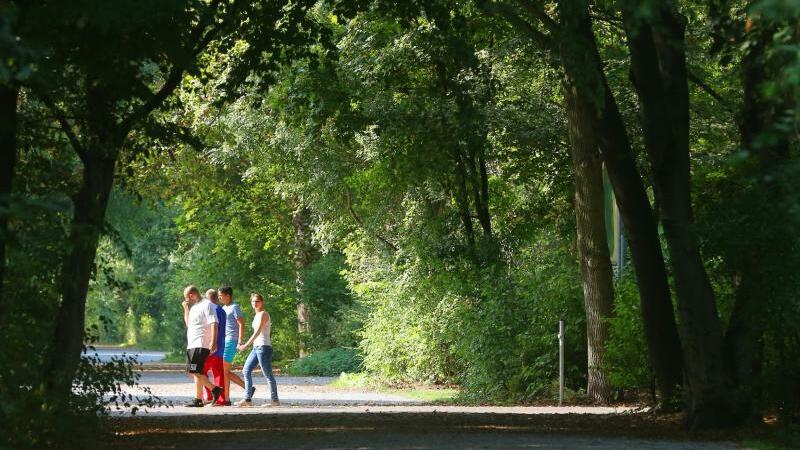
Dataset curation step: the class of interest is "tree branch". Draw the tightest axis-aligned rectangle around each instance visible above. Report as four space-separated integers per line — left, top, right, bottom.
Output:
483 1 556 51
687 70 735 114
120 0 226 133
39 93 88 162
344 188 398 253
516 0 559 35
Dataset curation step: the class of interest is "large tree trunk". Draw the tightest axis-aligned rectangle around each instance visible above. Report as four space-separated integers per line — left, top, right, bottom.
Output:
48 153 117 397
0 84 18 322
563 79 616 404
620 2 740 427
292 206 316 357
556 0 684 404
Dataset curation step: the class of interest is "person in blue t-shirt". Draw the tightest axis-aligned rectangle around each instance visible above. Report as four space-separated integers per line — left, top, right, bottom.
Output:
219 285 246 404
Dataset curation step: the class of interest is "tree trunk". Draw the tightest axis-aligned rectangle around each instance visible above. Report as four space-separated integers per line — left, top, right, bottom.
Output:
292 206 315 357
457 94 492 238
0 84 18 322
48 153 117 397
453 148 476 249
621 3 739 427
563 79 616 404
556 0 684 404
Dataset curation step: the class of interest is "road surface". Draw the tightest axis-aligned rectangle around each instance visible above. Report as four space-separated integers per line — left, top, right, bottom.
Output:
92 347 167 363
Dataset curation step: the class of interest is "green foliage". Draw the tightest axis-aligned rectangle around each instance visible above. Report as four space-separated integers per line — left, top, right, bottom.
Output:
302 252 362 351
606 270 653 392
0 325 166 450
452 240 587 402
285 347 364 376
6 3 800 446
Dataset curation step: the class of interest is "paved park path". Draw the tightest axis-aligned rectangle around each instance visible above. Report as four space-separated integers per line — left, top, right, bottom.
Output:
106 370 747 449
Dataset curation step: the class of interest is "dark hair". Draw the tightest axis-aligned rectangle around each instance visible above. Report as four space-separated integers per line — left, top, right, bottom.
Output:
218 285 233 297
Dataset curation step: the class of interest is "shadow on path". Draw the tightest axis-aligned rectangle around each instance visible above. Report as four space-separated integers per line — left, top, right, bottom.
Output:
109 411 740 449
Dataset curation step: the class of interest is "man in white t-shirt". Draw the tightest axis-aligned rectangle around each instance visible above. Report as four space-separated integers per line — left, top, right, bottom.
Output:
182 285 223 407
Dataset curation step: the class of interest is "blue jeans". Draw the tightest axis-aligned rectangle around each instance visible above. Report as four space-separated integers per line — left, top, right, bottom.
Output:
242 345 278 401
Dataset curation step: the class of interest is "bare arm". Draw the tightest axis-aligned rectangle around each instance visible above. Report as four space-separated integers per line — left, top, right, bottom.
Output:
210 322 218 354
239 312 267 350
236 316 245 345
182 300 190 326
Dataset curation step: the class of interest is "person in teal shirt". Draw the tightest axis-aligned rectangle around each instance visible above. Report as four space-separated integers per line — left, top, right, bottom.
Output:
219 285 245 405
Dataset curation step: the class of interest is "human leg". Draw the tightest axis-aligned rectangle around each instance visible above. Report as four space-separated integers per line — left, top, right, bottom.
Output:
228 369 244 388
254 345 279 402
207 355 225 404
223 361 244 402
222 340 242 403
202 355 214 401
241 349 258 401
186 348 217 406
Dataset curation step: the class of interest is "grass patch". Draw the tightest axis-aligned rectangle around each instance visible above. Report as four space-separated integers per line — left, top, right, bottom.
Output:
160 351 184 363
330 372 459 403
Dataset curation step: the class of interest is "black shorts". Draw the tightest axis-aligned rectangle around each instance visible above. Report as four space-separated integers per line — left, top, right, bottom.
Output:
186 347 210 374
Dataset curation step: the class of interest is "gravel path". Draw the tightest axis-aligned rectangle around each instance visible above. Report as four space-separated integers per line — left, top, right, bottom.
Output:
124 371 419 409
108 371 744 449
115 428 742 449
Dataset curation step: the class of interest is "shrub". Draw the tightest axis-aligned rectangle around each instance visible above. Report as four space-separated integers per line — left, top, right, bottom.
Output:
605 270 654 394
284 348 363 376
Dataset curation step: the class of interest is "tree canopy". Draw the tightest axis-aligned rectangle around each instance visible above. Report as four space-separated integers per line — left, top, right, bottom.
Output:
1 0 799 446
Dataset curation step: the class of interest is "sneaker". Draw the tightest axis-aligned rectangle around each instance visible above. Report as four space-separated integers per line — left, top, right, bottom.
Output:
267 399 280 407
236 398 252 407
185 398 203 407
210 386 223 405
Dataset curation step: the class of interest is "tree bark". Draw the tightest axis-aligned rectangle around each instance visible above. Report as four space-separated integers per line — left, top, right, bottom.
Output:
292 206 316 357
556 0 684 404
563 79 616 404
0 84 18 323
620 2 740 427
48 153 117 397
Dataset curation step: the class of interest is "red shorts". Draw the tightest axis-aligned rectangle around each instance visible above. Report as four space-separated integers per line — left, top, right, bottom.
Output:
202 353 225 403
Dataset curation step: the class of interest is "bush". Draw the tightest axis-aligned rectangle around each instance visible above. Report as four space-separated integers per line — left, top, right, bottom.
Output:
0 325 168 449
284 348 363 376
605 270 654 395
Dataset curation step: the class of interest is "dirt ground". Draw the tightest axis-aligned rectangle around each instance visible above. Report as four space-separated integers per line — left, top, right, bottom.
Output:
100 371 770 449
107 411 751 449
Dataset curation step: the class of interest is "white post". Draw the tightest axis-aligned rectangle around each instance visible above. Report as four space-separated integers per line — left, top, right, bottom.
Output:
558 319 564 406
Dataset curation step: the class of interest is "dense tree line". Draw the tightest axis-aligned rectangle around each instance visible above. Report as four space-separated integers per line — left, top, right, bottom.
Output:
0 0 798 446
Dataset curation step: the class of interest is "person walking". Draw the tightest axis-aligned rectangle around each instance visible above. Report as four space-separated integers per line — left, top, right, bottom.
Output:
219 285 245 405
182 285 223 407
202 289 227 405
237 292 279 407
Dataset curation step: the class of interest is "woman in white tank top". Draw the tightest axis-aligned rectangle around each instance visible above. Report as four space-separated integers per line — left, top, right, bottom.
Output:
236 293 279 406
